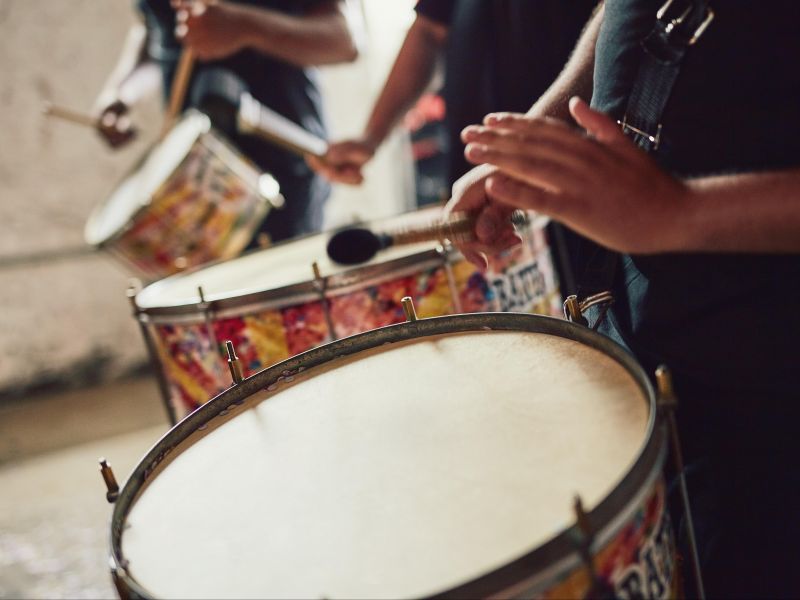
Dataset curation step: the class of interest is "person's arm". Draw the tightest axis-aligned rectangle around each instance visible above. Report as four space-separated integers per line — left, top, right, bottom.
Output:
307 12 449 184
466 97 800 254
175 0 358 66
445 3 604 267
92 21 161 148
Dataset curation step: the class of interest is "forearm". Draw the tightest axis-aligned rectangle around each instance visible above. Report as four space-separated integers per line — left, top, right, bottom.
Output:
362 15 447 149
526 2 603 121
93 23 159 110
236 0 357 67
678 169 800 253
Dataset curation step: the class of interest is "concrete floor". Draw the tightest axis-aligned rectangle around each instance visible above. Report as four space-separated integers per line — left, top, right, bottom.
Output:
0 376 169 599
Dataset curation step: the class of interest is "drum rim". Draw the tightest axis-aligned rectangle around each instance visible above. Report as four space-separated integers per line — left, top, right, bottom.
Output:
109 312 663 599
134 241 457 320
84 110 268 251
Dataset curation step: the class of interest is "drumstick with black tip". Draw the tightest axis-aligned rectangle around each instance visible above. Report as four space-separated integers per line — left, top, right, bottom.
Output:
326 211 531 265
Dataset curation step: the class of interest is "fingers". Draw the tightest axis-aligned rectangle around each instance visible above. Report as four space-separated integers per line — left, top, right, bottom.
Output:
445 164 497 216
484 174 576 222
568 96 626 146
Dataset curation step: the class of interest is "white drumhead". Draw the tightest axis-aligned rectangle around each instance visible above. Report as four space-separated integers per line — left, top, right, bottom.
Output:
135 207 447 309
85 112 210 245
121 331 649 599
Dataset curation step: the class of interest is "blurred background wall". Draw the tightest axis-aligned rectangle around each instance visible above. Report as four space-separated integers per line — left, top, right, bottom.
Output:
0 0 419 398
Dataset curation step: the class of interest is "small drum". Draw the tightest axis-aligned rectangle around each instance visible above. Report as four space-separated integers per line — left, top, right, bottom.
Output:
132 207 561 421
109 313 677 599
85 110 281 280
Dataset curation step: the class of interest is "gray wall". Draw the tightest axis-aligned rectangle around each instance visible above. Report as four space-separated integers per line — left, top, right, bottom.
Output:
0 1 160 396
0 0 417 397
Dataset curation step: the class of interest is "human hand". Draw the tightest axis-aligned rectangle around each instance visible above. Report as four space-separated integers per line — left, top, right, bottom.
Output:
95 100 137 149
442 164 522 269
462 97 691 255
173 0 248 61
305 139 375 185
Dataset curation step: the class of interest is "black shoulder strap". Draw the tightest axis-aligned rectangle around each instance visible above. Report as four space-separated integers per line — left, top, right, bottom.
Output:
577 0 714 297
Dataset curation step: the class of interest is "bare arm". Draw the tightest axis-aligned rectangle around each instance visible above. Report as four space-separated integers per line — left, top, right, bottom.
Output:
524 2 603 120
178 0 358 66
92 22 161 147
680 170 800 253
308 12 448 184
360 14 448 150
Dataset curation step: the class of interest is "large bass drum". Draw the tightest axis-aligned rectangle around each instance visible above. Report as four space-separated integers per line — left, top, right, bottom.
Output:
132 207 560 422
109 313 676 599
85 110 281 280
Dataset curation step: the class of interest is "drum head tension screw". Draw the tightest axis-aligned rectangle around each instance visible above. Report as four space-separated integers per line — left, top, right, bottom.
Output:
401 296 418 322
99 458 119 503
225 340 244 385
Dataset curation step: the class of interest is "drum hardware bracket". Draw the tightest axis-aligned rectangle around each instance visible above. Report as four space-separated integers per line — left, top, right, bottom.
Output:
99 458 120 503
401 296 418 322
563 293 615 330
569 495 615 599
563 295 588 326
225 340 245 385
656 365 706 600
312 262 338 341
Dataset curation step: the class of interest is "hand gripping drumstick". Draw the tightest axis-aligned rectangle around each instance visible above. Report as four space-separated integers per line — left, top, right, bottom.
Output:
326 211 531 265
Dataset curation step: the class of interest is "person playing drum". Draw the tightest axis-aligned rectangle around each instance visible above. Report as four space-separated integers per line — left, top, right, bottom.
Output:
448 2 800 596
94 0 360 245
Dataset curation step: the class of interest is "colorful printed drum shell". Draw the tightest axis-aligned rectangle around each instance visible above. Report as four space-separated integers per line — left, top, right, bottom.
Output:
137 220 561 421
86 111 276 280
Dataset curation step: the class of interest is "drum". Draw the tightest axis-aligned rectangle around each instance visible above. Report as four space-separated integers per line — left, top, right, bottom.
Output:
85 110 281 280
109 313 677 599
132 207 561 422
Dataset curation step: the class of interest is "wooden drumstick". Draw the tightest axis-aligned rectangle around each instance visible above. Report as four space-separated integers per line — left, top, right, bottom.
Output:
160 48 195 138
326 211 530 265
42 102 97 128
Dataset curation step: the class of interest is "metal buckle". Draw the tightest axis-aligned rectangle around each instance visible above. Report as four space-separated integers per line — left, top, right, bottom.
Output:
617 117 663 150
657 0 715 45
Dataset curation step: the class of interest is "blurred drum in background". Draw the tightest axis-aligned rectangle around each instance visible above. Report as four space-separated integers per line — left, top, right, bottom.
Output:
109 313 676 599
131 206 561 422
85 110 282 280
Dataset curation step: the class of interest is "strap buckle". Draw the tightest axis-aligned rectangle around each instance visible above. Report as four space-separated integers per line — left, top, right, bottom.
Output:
618 117 663 150
657 0 715 45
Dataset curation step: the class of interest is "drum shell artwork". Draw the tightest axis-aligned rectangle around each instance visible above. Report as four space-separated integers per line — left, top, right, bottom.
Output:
85 111 276 280
108 313 677 599
133 210 561 421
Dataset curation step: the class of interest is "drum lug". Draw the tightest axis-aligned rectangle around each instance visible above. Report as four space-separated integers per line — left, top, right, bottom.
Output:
225 340 245 386
568 495 615 599
99 458 120 503
563 295 588 326
401 296 418 322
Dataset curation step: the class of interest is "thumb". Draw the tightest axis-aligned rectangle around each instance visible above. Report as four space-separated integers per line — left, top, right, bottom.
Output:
569 96 625 146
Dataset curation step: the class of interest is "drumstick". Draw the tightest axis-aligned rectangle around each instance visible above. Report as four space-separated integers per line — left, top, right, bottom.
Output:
161 48 195 138
42 103 97 128
326 211 532 265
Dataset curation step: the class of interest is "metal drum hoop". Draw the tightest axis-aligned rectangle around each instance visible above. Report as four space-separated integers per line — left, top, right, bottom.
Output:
136 243 457 324
110 312 665 599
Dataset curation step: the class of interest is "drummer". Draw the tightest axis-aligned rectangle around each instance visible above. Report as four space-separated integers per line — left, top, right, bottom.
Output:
93 0 359 244
448 2 800 596
307 0 596 292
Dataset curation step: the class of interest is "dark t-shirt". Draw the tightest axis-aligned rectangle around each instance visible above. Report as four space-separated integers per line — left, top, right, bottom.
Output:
416 0 596 183
591 1 800 454
138 0 327 176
